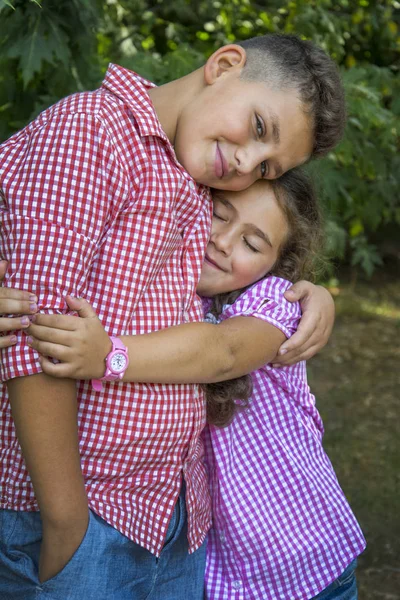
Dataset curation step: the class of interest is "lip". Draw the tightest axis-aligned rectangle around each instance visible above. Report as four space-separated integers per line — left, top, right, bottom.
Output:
204 253 228 272
215 142 229 179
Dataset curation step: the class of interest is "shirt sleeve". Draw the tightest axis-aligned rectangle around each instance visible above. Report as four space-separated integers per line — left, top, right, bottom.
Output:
0 111 129 381
218 277 302 340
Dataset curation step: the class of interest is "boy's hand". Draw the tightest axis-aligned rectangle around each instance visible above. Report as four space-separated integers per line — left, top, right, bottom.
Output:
274 281 334 366
0 260 38 347
27 296 111 380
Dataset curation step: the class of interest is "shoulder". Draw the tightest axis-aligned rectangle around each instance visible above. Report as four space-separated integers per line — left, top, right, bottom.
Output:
231 276 300 316
219 276 302 338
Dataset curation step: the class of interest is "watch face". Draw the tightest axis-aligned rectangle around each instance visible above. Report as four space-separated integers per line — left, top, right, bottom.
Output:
110 352 127 373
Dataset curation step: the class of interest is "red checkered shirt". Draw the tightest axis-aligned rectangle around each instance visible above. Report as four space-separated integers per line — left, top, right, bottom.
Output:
0 64 213 556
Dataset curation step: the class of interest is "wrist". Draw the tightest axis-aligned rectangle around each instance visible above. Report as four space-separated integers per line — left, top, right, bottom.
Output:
92 336 129 391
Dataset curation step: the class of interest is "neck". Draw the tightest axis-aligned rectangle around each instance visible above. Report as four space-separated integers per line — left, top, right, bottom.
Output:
148 67 204 145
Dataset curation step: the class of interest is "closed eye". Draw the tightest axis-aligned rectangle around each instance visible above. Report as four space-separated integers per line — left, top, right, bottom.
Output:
243 237 259 253
213 211 227 222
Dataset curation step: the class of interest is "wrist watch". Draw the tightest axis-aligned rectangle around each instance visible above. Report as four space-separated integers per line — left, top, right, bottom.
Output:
92 336 129 391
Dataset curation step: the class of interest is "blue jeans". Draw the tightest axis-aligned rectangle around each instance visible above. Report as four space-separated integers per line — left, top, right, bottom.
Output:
0 488 206 600
312 560 358 600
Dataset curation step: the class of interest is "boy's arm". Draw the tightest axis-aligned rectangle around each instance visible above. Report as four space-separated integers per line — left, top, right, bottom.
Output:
26 297 286 384
8 374 88 582
275 281 335 365
0 114 125 580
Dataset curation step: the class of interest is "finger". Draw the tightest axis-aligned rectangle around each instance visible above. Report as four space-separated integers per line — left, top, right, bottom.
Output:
39 356 73 379
0 335 18 349
0 260 7 280
274 326 322 365
27 322 74 345
284 280 311 303
31 313 77 331
0 316 31 333
273 345 306 367
0 298 38 316
66 296 97 319
272 343 320 367
27 336 71 361
279 324 316 356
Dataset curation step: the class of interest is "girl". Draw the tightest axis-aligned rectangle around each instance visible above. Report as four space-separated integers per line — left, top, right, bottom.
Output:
1 170 365 599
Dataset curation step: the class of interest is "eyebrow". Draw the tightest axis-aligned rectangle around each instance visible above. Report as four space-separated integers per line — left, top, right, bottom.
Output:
268 110 282 177
214 195 273 247
270 111 280 145
248 224 273 248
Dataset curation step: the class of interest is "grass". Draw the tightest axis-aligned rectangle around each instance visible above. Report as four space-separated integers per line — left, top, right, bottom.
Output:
307 267 400 599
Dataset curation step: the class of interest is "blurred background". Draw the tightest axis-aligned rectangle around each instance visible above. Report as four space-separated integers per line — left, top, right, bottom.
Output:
0 1 399 598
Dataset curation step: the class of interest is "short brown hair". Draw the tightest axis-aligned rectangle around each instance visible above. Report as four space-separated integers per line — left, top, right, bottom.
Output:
238 34 346 158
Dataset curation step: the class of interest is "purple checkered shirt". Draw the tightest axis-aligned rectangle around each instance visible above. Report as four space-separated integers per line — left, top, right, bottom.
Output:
203 276 366 600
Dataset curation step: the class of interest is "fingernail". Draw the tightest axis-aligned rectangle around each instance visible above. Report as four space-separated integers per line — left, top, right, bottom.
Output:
27 336 32 344
21 316 30 326
279 348 288 355
29 295 38 302
29 303 37 312
10 336 17 344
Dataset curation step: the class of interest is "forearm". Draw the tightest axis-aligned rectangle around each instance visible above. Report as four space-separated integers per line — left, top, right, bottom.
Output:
7 373 87 524
120 317 284 384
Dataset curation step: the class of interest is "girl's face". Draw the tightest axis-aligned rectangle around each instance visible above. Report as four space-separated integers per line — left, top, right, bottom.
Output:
197 181 289 297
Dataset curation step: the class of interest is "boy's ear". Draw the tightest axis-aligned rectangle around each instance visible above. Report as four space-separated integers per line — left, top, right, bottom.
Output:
204 44 247 84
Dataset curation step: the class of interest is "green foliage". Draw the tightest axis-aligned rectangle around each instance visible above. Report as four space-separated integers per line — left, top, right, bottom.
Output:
1 0 399 277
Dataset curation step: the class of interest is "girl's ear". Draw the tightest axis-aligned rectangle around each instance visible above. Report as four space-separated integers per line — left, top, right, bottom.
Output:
204 44 247 85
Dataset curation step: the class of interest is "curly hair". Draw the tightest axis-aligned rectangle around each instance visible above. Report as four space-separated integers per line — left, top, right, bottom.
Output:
238 34 346 158
204 168 324 428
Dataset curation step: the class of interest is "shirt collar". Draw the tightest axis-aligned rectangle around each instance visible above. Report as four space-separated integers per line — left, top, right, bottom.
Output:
101 64 210 198
101 63 168 143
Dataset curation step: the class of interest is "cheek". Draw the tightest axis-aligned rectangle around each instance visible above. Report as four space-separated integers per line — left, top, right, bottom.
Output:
233 255 273 288
222 174 258 192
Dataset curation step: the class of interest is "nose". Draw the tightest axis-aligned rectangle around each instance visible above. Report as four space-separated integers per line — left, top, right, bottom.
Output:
210 228 234 256
235 142 267 176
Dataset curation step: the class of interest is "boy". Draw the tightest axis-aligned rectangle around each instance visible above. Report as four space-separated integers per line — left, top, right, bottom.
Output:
0 35 344 599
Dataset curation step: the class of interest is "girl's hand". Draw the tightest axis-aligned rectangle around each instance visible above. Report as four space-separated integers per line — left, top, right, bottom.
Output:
27 296 112 379
0 260 38 348
273 281 334 366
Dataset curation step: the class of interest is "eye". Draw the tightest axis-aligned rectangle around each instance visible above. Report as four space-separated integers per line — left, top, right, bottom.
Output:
243 237 259 253
260 161 269 178
213 210 226 222
255 115 264 137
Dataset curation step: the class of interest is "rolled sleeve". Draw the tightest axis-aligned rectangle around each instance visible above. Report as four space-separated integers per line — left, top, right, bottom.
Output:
218 277 302 340
0 111 128 380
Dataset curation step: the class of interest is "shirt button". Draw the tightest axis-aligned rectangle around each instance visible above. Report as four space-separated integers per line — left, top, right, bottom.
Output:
232 580 242 590
220 532 225 544
189 181 195 190
194 387 199 399
183 311 190 322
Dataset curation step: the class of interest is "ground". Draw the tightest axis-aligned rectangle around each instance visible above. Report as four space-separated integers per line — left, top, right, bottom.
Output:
307 267 400 600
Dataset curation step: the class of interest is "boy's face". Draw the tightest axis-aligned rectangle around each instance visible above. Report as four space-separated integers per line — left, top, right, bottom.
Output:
197 182 288 297
174 63 313 191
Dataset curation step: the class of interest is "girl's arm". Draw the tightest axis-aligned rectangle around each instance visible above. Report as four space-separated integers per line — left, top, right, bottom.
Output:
0 260 38 348
27 296 286 384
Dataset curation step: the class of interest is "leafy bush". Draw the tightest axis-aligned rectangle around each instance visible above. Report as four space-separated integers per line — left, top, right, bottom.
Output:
1 0 399 276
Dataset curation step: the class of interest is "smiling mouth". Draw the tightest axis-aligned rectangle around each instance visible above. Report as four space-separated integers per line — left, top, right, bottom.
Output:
204 254 227 272
215 143 228 179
